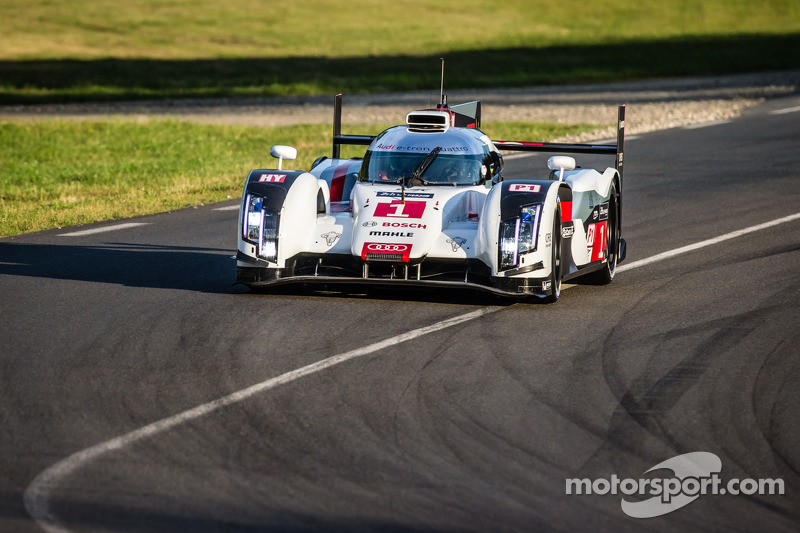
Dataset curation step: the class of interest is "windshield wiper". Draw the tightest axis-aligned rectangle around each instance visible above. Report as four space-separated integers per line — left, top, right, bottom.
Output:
401 146 441 201
412 146 442 182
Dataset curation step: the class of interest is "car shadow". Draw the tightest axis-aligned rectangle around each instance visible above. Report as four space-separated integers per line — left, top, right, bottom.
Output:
251 282 520 307
0 241 240 294
0 241 547 305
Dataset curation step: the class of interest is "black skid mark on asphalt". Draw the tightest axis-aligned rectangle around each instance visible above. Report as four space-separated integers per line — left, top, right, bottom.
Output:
389 320 476 451
599 304 777 461
752 319 800 480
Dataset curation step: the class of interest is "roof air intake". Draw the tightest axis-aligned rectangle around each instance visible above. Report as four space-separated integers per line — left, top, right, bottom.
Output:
406 110 451 133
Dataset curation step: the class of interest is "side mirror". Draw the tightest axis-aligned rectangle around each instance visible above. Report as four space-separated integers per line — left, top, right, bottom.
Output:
270 145 297 170
547 155 576 181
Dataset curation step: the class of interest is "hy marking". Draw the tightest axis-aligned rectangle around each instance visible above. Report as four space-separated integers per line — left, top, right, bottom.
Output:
24 211 800 533
58 223 150 237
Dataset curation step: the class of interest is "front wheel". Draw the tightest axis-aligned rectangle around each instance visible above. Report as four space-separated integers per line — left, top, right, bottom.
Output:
542 203 562 303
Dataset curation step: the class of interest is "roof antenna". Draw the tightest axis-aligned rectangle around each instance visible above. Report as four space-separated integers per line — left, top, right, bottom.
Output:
437 58 447 109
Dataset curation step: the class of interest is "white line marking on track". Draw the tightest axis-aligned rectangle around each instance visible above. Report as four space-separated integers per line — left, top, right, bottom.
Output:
213 205 240 211
683 120 731 130
618 212 800 273
769 105 800 115
24 307 501 533
25 210 800 533
503 152 538 160
58 223 150 237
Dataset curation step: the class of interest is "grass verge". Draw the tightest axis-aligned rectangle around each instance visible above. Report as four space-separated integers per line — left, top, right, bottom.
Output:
3 34 800 104
0 119 597 237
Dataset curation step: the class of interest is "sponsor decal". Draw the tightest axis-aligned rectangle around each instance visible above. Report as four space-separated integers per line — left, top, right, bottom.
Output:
369 231 414 238
545 232 552 245
376 144 471 153
590 221 607 262
321 232 341 246
365 243 409 252
374 200 426 219
361 242 412 262
593 210 599 221
599 202 609 221
509 184 541 193
258 173 287 183
362 221 378 227
383 222 427 229
446 236 466 252
586 224 596 246
376 191 434 199
561 222 575 239
566 452 784 519
542 280 552 291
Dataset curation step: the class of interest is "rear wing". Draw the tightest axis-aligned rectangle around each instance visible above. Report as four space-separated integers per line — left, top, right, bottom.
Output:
494 105 626 188
331 94 625 188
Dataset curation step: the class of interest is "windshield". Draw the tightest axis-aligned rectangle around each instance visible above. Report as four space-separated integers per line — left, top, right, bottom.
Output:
359 150 485 185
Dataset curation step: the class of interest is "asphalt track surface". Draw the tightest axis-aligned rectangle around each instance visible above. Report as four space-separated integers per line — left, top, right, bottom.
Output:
2 96 799 532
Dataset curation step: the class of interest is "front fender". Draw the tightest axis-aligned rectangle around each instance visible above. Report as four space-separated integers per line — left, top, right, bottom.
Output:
238 169 323 268
477 180 571 276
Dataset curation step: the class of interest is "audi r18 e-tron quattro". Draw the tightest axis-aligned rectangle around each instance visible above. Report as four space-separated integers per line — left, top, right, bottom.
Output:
236 94 627 302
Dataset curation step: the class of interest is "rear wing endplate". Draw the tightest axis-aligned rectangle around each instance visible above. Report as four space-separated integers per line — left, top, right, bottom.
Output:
332 94 375 159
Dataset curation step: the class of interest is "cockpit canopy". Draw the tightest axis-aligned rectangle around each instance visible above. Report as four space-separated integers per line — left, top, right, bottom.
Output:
358 125 503 186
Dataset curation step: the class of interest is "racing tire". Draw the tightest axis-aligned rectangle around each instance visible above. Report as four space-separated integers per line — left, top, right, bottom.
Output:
584 185 619 285
542 203 562 303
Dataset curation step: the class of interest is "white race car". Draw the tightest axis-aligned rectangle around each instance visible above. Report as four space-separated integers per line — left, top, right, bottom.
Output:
236 95 626 301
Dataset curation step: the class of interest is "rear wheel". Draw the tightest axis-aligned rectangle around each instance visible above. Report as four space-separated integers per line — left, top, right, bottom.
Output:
585 186 619 285
542 203 562 303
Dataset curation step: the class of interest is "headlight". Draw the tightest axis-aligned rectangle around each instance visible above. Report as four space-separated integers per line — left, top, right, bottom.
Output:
499 218 520 270
499 204 542 270
243 194 280 262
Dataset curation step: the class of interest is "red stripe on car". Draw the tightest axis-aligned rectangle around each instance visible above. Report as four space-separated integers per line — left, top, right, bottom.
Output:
330 164 348 202
561 201 572 222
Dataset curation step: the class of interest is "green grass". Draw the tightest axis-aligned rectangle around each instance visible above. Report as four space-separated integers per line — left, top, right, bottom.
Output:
0 119 596 237
1 0 799 103
3 0 798 59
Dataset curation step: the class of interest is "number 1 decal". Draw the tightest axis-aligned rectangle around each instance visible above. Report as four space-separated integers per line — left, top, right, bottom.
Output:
590 221 607 261
374 200 426 219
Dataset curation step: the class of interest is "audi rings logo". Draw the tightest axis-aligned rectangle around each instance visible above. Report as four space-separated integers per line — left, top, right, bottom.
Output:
366 243 409 252
361 241 412 261
362 221 378 227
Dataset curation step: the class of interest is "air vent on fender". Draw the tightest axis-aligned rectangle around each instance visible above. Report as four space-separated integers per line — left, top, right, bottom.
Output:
406 110 451 133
